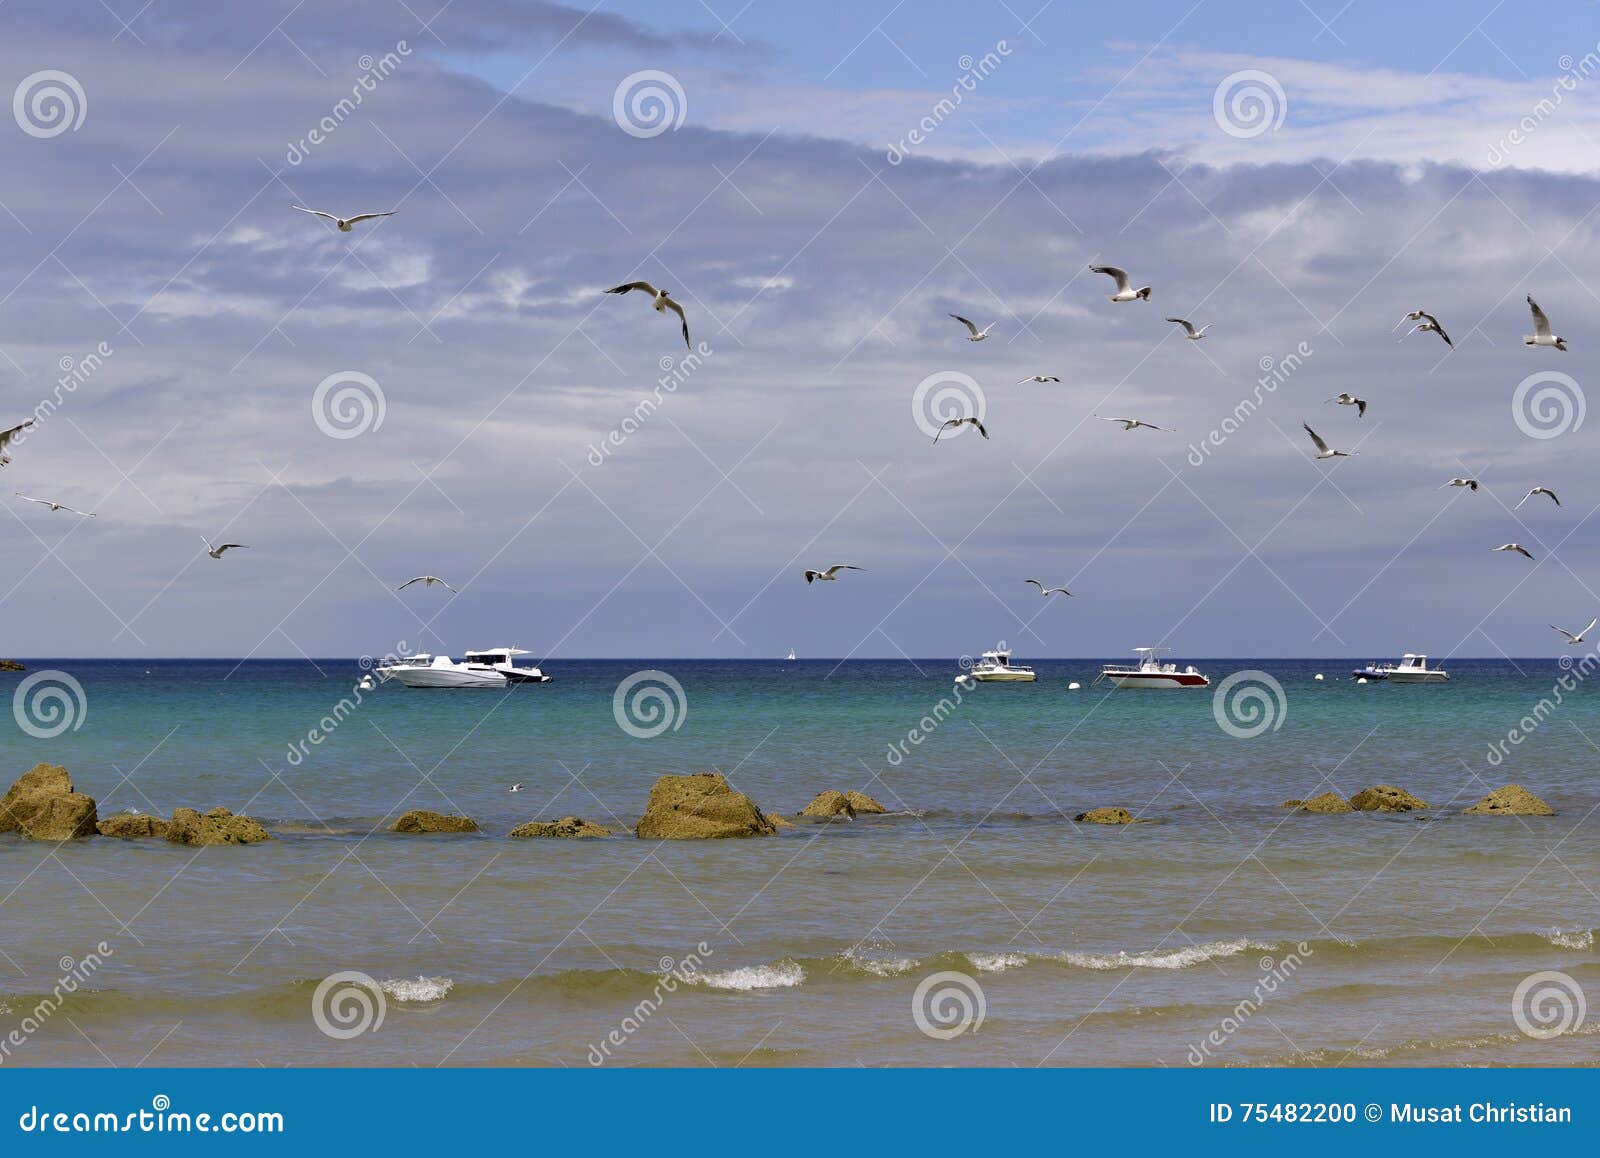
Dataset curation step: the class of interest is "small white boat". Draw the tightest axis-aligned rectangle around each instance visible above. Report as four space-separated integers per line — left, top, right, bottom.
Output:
1098 646 1209 689
786 648 797 661
962 649 1037 682
1353 653 1448 683
377 647 550 688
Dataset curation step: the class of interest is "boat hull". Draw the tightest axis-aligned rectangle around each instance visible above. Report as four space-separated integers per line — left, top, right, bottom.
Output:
1103 672 1209 688
1384 672 1448 684
968 671 1037 682
385 668 506 688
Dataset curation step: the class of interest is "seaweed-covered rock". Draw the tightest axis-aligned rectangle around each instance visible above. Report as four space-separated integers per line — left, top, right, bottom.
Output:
843 791 887 814
635 772 776 839
1074 807 1135 825
96 813 171 839
508 816 613 838
0 763 98 840
1348 785 1429 812
0 660 24 671
1298 792 1355 814
1463 784 1555 816
165 806 272 846
390 809 478 834
800 790 855 818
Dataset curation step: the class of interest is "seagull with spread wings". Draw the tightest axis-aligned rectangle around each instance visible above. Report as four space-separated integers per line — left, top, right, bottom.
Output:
948 313 995 342
1551 617 1598 645
1515 486 1560 510
0 420 34 466
1024 579 1072 598
605 280 691 350
1303 422 1356 459
291 205 397 232
1439 478 1479 492
204 539 249 559
1089 264 1151 302
1492 543 1535 560
397 575 456 592
1094 415 1170 432
1017 375 1060 384
934 416 988 443
1400 310 1452 347
1325 393 1367 417
803 564 864 584
15 492 94 517
1524 295 1567 350
1165 316 1211 339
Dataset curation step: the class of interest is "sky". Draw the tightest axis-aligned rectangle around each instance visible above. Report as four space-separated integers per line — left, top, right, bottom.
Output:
4 0 1600 660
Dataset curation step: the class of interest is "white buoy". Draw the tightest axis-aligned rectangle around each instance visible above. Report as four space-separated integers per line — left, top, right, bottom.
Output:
1314 673 1324 681
1357 677 1368 684
1068 681 1082 690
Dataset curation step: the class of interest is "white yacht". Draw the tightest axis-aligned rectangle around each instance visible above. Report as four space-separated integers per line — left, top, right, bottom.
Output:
1352 654 1448 683
377 647 550 689
961 649 1037 682
1097 647 1209 689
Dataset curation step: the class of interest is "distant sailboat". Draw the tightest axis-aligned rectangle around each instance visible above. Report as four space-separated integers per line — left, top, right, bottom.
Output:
786 648 797 661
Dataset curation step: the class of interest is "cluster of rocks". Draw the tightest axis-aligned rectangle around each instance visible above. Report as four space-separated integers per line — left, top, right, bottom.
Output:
1282 783 1555 816
0 763 274 844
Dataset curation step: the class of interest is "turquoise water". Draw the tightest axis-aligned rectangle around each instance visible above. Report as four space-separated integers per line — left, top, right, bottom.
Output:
1 658 1596 1066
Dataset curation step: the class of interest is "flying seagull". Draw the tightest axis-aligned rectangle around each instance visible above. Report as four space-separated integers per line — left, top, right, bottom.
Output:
1165 317 1211 340
1551 617 1597 645
1017 375 1061 384
1515 486 1560 510
803 563 864 584
605 280 691 350
0 420 34 466
291 205 397 232
15 492 94 516
204 539 249 559
1089 264 1151 302
1492 543 1535 560
1525 295 1567 350
934 416 988 443
1325 393 1368 418
1024 579 1072 598
1439 478 1479 492
948 314 995 342
1400 310 1452 347
1303 422 1356 459
397 575 456 592
1094 415 1170 432
509 783 525 793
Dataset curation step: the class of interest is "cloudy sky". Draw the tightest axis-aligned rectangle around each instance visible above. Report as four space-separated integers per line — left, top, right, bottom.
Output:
4 0 1600 660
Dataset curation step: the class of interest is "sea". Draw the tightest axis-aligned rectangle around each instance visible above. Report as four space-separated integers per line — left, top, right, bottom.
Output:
0 657 1596 1067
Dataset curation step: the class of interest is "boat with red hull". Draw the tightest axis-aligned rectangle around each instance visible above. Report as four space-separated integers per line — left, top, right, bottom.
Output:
1097 647 1210 689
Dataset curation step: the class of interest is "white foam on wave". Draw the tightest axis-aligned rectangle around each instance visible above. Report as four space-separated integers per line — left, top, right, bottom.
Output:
1542 928 1595 950
694 960 805 991
843 951 918 977
967 952 1030 973
380 975 453 1002
1059 938 1267 971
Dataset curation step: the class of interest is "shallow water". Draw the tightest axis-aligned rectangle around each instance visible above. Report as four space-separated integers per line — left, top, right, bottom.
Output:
1 657 1596 1066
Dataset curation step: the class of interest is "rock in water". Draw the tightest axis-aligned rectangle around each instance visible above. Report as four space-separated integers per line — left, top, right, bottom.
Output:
0 660 25 671
844 791 888 814
1464 784 1555 816
509 816 613 838
164 806 272 846
1298 792 1355 814
1348 785 1429 812
1074 807 1135 825
0 763 99 839
97 813 171 839
390 810 479 834
800 790 855 818
635 772 777 839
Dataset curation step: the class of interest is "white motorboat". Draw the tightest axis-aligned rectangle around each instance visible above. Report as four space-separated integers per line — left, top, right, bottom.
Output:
1352 654 1448 683
961 649 1037 682
377 647 550 688
1097 646 1209 689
